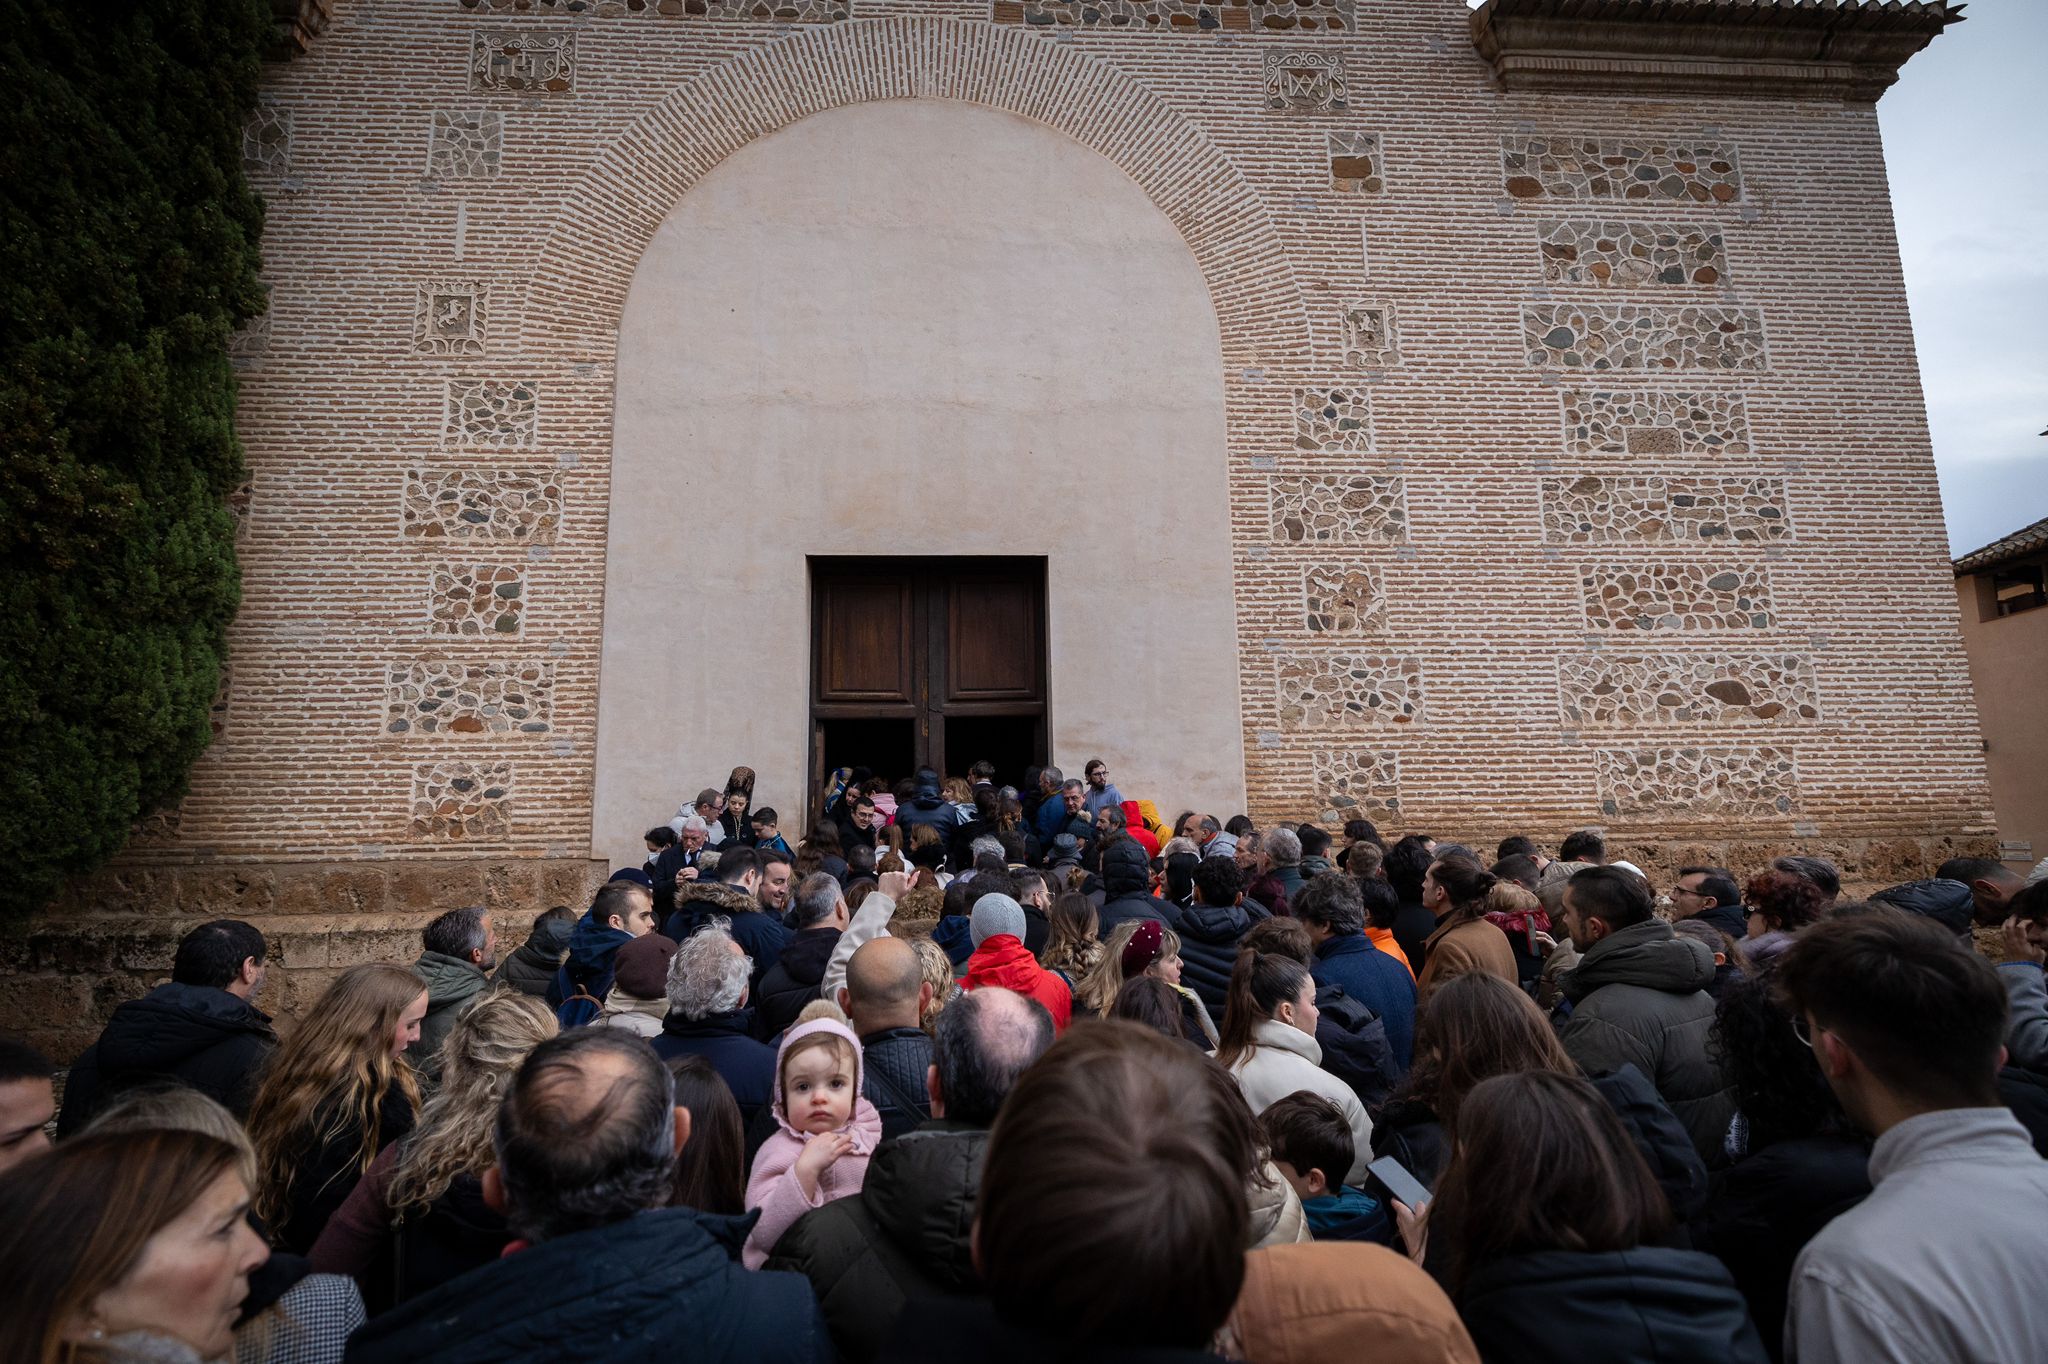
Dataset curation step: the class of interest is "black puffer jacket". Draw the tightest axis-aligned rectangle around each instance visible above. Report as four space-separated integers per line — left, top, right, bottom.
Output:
1869 877 1975 935
1313 986 1399 1112
894 777 970 843
860 1027 934 1141
490 916 573 997
755 928 842 1040
1458 1246 1768 1364
57 982 277 1136
1096 838 1179 935
1177 898 1260 1022
1693 1130 1872 1362
346 1207 829 1364
768 1121 988 1364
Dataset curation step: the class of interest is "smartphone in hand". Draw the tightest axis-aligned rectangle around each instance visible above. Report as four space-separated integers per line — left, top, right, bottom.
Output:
1368 1155 1433 1211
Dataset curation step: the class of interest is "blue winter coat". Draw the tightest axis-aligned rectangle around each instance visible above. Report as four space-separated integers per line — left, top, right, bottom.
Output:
1312 933 1418 1069
651 1009 778 1134
344 1206 830 1364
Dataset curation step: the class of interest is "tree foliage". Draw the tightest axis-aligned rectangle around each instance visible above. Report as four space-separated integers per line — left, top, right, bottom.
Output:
0 1 270 915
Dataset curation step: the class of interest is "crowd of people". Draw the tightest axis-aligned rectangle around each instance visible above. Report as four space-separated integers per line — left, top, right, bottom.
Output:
4 755 2048 1364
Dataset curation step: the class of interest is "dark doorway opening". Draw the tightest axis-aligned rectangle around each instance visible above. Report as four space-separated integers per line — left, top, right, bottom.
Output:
943 714 1038 793
809 557 1047 816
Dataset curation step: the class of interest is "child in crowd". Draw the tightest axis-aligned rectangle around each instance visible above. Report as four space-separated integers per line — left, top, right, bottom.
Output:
751 806 794 858
741 999 883 1268
1261 1091 1392 1244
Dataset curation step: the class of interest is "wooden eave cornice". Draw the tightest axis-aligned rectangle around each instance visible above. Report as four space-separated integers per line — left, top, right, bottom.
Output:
268 0 334 61
1469 0 1965 103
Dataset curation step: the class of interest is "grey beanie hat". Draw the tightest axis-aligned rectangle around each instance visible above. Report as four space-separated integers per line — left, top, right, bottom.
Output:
970 892 1028 948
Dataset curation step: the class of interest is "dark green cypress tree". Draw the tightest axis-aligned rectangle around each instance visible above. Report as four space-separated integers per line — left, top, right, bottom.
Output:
0 1 270 915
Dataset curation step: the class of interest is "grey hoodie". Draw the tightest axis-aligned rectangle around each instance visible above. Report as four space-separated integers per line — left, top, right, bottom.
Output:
1559 918 1735 1166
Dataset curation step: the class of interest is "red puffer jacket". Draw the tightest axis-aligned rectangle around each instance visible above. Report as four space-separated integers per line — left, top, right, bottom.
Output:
961 934 1074 1033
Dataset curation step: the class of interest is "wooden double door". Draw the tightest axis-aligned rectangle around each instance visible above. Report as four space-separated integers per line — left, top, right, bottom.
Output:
810 557 1047 805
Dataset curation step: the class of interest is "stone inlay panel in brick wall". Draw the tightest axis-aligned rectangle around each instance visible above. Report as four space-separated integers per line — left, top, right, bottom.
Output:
443 378 537 448
997 1 1352 31
386 660 555 734
1538 220 1726 287
1264 52 1347 111
459 0 850 17
1561 388 1751 456
415 281 489 355
1593 746 1799 818
1341 306 1398 368
1303 564 1385 634
471 30 576 94
1582 563 1774 632
1328 131 1381 192
1277 652 1422 727
1502 136 1742 204
411 760 514 839
1559 653 1820 725
1541 475 1791 544
243 104 292 173
1293 386 1373 453
427 109 504 179
431 564 525 636
1270 475 1405 543
1311 749 1400 817
1523 304 1767 372
403 468 563 542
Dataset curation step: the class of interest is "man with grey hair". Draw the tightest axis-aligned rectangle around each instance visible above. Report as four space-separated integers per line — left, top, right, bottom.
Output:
347 1029 828 1363
768 987 1055 1361
756 872 851 1038
411 905 498 1082
1247 825 1305 917
651 919 777 1133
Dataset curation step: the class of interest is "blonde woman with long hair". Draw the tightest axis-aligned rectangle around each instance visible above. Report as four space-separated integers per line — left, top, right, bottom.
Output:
1072 919 1214 1042
308 989 555 1311
246 962 428 1254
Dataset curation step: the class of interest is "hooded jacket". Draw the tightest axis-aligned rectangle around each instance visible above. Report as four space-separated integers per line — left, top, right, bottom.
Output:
1224 1243 1478 1364
743 1017 886 1269
1869 877 1977 936
767 1121 989 1364
1096 837 1180 935
666 880 789 988
1312 933 1418 1069
411 951 489 1080
961 934 1073 1032
1560 918 1735 1166
490 915 572 997
755 928 843 1040
1177 897 1259 1021
1119 800 1161 857
1301 1185 1393 1243
1457 1247 1767 1364
57 982 277 1136
548 912 633 1009
342 1206 830 1364
1226 1019 1373 1186
894 776 970 842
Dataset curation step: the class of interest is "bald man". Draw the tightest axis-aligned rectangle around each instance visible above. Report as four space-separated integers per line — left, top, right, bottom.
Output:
837 937 934 1139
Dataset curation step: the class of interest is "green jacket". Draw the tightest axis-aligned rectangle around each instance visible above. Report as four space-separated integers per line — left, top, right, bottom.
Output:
411 951 489 1083
1559 919 1735 1167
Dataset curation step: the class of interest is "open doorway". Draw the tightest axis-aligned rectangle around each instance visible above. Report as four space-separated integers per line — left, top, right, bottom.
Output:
809 557 1046 810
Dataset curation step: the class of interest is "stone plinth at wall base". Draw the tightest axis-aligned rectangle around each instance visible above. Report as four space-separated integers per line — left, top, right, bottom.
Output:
0 856 609 1062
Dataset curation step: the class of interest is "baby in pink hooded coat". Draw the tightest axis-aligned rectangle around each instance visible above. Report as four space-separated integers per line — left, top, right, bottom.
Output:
741 1004 884 1269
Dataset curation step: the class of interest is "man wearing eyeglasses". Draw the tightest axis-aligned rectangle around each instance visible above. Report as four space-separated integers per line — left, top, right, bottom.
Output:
1079 758 1123 821
1777 913 2048 1364
1669 866 1746 942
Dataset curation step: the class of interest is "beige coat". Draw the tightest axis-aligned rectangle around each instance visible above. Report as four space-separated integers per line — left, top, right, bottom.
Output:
1221 1242 1480 1364
1225 1020 1373 1186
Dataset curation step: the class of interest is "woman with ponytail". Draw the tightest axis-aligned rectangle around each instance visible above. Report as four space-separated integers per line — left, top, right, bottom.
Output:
1215 947 1373 1185
245 963 429 1254
1414 854 1518 1002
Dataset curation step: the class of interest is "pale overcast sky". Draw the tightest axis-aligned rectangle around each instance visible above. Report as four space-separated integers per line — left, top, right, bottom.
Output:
1878 0 2048 556
1464 0 2045 557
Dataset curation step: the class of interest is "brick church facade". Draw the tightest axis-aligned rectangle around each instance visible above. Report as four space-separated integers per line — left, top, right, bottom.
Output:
3 0 1992 1051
